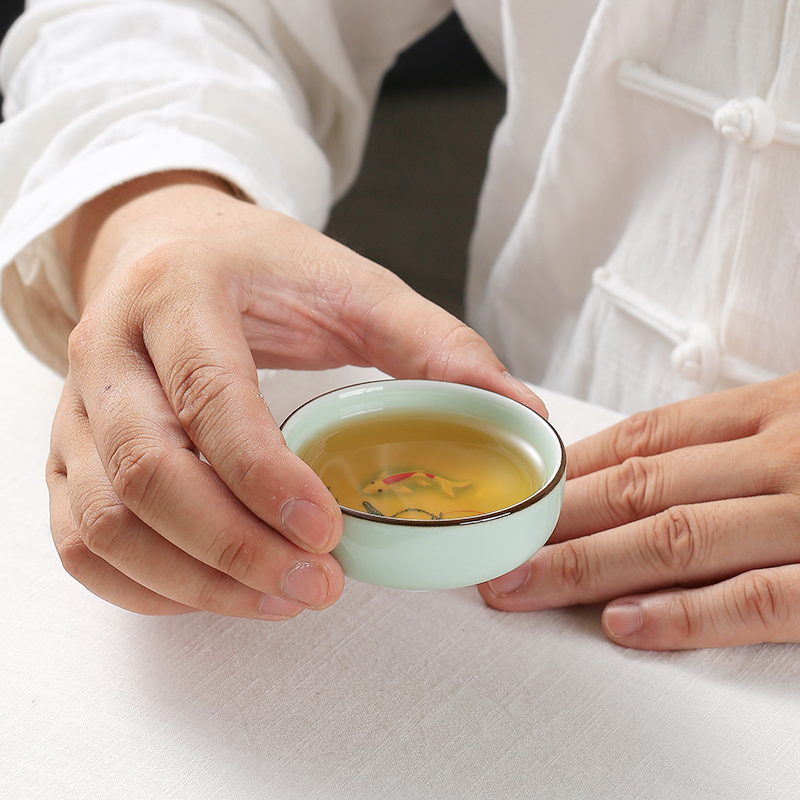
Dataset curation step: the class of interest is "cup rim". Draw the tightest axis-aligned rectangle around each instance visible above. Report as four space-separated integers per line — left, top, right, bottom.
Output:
281 379 566 527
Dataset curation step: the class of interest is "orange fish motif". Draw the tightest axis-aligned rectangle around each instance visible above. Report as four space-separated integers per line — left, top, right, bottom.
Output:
363 471 470 498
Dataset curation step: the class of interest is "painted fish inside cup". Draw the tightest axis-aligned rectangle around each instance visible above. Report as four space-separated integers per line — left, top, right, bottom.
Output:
363 471 470 497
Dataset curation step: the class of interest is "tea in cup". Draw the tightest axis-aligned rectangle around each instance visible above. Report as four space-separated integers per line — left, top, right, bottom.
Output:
281 380 565 590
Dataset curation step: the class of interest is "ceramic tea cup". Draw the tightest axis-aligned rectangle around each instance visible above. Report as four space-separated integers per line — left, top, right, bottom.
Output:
280 379 565 591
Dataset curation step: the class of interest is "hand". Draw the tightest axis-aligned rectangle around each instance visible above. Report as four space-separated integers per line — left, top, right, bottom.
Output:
48 171 545 620
479 373 800 650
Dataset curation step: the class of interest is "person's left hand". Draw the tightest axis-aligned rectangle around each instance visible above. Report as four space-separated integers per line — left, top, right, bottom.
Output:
478 372 800 650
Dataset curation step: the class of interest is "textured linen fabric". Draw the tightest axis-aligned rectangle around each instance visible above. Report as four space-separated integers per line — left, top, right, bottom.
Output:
3 311 800 800
1 0 799 412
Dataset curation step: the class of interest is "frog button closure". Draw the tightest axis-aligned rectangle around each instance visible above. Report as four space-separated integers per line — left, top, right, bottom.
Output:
712 97 777 149
669 323 721 387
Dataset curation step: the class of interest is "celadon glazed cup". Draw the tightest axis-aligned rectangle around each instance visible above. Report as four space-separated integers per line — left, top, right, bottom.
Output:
280 380 566 591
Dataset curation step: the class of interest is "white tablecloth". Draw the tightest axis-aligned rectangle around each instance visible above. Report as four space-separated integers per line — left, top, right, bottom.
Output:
2 313 799 800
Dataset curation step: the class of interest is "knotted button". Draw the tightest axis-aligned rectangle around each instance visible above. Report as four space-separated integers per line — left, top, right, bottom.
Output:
670 324 721 386
713 97 776 149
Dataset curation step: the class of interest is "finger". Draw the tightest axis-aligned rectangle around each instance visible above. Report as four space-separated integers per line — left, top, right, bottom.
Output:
67 329 344 609
479 494 800 611
554 435 781 542
566 381 768 480
47 450 195 616
138 246 544 561
50 384 309 618
134 272 344 554
602 564 800 650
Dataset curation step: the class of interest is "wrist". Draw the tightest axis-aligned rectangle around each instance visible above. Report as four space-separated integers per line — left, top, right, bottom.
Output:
57 170 241 311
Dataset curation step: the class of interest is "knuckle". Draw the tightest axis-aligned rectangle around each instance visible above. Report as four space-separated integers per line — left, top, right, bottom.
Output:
107 434 175 509
167 355 237 436
733 571 789 635
191 571 235 612
46 451 67 481
54 528 94 580
133 240 200 290
440 323 487 356
198 423 265 494
207 526 259 583
612 411 663 461
646 505 700 577
553 540 592 597
130 243 214 321
66 316 96 367
669 592 699 641
420 322 488 380
223 451 262 496
440 322 483 352
607 456 657 522
76 492 130 560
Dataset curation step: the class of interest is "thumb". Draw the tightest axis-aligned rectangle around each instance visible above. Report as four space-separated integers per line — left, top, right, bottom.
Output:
353 281 548 419
260 216 548 419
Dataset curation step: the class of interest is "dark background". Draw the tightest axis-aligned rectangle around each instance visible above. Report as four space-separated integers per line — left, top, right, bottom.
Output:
0 0 23 90
325 15 504 320
0 0 22 35
0 7 504 320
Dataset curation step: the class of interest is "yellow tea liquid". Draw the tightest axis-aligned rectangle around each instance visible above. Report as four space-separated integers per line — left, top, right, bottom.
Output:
298 411 544 520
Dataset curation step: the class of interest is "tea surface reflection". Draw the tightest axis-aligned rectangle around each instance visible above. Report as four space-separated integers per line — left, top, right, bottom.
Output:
299 411 543 520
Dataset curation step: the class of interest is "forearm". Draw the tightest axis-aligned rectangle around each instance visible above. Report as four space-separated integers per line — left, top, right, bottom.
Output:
0 0 341 370
1 1 451 372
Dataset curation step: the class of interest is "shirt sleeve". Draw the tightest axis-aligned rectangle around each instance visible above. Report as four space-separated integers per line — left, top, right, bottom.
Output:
0 0 450 374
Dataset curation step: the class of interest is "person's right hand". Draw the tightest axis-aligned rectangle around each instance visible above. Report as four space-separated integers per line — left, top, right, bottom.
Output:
47 170 546 620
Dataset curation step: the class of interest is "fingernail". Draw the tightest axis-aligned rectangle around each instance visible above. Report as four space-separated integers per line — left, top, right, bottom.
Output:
258 594 302 619
488 562 530 596
604 602 643 637
503 372 547 417
282 563 331 608
280 499 333 550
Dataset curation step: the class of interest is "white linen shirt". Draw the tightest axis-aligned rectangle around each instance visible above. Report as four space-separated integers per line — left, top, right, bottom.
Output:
0 0 797 414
